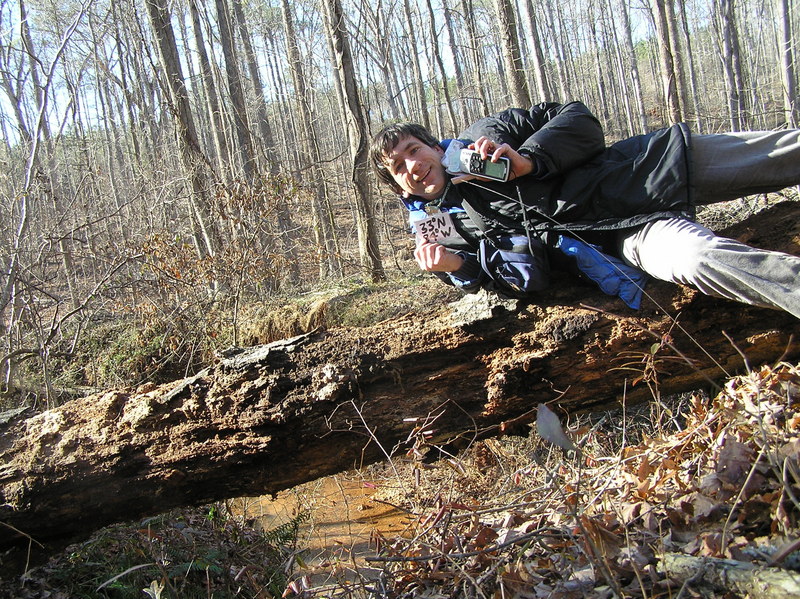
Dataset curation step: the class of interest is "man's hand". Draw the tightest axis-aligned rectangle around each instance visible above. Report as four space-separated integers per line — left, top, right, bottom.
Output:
414 242 464 272
451 136 535 184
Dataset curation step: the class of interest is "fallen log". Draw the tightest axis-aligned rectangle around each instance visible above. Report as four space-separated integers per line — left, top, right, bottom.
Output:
1 202 799 550
662 553 800 599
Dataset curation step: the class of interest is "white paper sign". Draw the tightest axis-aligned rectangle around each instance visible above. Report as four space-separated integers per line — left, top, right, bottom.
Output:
415 211 456 244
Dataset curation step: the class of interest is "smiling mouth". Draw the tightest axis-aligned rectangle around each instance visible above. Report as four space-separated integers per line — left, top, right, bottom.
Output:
417 168 435 187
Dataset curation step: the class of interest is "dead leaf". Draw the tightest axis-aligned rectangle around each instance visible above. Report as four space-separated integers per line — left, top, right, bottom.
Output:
536 404 576 453
717 438 754 484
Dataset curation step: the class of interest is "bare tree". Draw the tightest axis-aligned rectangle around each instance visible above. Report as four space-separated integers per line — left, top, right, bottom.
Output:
712 0 747 130
230 0 279 175
212 0 256 181
494 0 531 108
777 0 798 126
0 0 87 322
442 0 471 124
459 0 489 115
663 0 689 120
675 0 703 130
423 0 458 132
650 0 683 123
145 0 218 259
541 0 569 99
320 0 385 282
188 0 232 184
520 0 551 102
280 0 341 279
400 0 432 128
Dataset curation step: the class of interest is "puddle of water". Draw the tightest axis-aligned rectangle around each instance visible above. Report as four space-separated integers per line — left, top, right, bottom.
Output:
231 473 415 570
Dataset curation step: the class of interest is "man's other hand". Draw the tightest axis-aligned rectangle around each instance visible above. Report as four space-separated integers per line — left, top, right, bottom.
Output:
414 242 464 272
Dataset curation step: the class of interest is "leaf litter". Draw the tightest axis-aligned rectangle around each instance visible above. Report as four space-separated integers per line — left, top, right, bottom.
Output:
299 361 800 598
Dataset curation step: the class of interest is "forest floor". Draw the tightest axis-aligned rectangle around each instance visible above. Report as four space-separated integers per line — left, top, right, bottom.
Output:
2 195 800 598
4 361 800 598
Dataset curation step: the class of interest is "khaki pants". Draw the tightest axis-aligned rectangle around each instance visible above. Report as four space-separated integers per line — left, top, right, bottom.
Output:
619 217 800 318
618 128 800 317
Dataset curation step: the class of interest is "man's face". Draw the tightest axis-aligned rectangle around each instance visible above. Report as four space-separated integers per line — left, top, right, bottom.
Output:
383 135 447 201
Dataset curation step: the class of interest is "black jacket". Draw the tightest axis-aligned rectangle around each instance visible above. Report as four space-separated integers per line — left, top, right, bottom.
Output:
446 101 694 246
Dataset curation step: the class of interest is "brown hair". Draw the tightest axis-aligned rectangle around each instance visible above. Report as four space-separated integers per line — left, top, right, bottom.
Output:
370 122 440 193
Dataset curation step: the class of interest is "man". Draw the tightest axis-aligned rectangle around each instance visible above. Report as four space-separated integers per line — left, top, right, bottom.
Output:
370 101 800 317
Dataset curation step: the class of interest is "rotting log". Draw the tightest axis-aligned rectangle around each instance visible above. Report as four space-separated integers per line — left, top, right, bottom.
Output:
1 202 799 550
662 553 800 599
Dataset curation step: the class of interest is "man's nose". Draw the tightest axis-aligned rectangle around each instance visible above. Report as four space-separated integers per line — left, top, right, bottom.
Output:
408 158 423 177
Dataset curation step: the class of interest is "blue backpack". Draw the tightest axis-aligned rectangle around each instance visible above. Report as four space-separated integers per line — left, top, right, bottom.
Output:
477 233 647 308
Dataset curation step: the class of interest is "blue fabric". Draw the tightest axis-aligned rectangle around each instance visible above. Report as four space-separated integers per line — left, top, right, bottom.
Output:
479 236 549 298
555 236 648 309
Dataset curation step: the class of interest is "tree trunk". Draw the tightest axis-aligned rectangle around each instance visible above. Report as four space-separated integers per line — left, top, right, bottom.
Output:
662 553 800 598
522 0 551 102
230 0 279 175
423 0 458 133
403 0 432 129
280 0 341 279
651 0 683 124
189 0 232 184
2 203 799 549
460 0 489 116
494 0 531 108
713 0 744 130
542 0 569 100
364 0 402 121
442 0 470 124
777 0 798 127
676 0 703 131
663 0 689 122
320 0 385 281
144 0 217 260
213 0 256 181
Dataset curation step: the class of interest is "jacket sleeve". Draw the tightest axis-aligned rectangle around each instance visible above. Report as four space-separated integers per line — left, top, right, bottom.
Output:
445 251 486 293
459 101 605 178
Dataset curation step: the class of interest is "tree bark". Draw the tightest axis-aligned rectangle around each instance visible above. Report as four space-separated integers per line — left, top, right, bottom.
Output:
615 0 647 133
662 553 800 599
460 0 489 117
494 0 531 108
403 0 432 129
1 203 799 549
713 0 745 130
442 0 470 125
521 0 551 102
280 0 341 279
320 0 385 282
777 0 798 127
676 0 702 131
144 0 217 259
230 0 278 176
213 0 256 181
423 0 458 133
188 0 232 184
651 0 683 124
